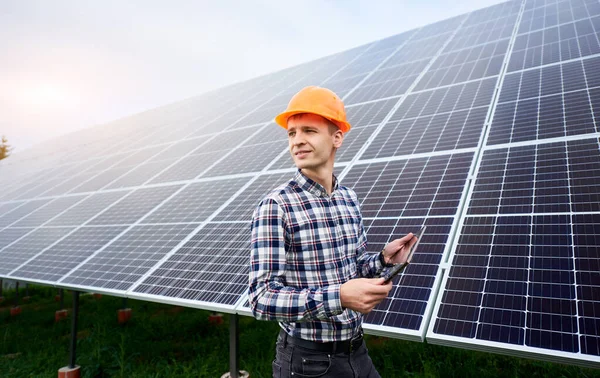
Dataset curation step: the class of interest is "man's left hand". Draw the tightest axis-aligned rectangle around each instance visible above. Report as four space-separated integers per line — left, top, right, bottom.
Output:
381 233 418 265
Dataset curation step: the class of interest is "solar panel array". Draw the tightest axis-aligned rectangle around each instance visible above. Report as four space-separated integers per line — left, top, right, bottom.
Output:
0 0 598 367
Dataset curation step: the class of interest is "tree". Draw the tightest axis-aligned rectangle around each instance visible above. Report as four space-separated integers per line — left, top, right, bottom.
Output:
0 135 12 160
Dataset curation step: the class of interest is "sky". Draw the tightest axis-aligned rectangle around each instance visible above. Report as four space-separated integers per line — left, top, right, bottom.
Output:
1 0 506 154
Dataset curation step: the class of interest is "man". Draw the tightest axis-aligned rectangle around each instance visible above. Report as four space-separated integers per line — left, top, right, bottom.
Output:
249 86 417 377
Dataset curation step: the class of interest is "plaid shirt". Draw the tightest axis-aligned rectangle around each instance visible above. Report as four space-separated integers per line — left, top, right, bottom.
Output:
249 170 385 342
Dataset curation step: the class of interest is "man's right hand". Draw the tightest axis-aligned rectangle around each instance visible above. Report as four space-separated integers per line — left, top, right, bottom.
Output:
340 278 393 314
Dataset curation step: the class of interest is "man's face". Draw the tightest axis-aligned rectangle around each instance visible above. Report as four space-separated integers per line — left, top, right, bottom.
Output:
287 113 343 171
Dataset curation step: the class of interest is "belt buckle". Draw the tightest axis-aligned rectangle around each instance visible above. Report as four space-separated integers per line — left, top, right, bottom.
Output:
349 329 363 353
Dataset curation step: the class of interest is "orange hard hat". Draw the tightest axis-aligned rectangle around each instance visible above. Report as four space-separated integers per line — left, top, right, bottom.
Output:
274 86 352 133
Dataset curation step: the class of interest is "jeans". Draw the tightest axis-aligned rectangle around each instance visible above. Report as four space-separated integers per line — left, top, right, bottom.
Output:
272 330 381 378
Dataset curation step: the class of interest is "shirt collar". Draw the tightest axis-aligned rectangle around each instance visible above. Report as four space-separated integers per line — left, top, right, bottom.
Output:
294 169 339 198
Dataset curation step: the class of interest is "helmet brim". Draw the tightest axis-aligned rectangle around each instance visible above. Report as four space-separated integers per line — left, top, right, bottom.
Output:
274 110 351 133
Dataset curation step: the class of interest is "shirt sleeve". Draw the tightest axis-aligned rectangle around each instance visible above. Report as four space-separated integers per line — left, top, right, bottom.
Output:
347 189 386 278
355 216 387 278
248 197 343 322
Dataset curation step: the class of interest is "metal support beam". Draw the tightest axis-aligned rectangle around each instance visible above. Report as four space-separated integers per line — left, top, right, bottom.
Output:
69 291 80 369
59 289 64 310
14 281 19 306
122 297 128 309
229 313 239 378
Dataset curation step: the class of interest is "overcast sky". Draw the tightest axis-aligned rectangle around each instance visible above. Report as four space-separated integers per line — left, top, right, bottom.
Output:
1 0 506 153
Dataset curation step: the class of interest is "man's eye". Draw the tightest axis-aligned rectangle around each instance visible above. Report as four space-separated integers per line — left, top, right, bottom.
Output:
288 132 295 137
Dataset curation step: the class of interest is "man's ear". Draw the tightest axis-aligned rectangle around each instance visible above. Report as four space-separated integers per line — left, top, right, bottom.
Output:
333 129 344 149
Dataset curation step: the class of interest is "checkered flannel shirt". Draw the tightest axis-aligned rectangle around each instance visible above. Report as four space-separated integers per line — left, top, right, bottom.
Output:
249 170 386 343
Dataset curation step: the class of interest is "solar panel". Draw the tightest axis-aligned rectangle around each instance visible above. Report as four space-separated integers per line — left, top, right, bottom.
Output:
61 223 199 291
88 185 182 225
47 191 131 226
0 227 74 275
489 56 600 145
212 172 291 222
132 222 251 307
508 15 600 72
344 153 474 218
141 178 248 224
8 226 127 283
0 228 34 250
426 1 600 365
0 199 52 228
1 0 599 367
362 217 454 335
11 196 86 228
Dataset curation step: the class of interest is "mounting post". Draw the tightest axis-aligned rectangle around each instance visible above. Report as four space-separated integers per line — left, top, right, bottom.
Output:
14 281 19 305
69 291 80 368
58 291 81 377
229 313 239 378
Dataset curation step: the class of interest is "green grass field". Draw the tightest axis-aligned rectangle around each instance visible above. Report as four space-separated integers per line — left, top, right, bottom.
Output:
0 286 598 377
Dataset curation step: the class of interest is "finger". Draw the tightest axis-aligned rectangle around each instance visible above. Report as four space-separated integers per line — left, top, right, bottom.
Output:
397 233 414 244
371 284 393 296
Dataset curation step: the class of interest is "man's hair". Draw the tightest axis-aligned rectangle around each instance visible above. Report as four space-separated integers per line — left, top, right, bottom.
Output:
288 113 340 135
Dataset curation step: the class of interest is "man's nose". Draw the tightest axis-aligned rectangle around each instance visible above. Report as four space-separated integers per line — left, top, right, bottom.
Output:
291 132 306 145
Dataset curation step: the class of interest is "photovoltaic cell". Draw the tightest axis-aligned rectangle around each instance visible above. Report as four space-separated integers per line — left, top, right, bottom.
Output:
508 15 600 72
383 34 452 66
412 15 465 40
14 175 73 200
47 191 131 226
335 125 383 162
62 224 198 291
11 195 85 227
0 202 27 219
468 139 600 215
146 138 205 162
204 141 285 176
133 222 250 306
364 217 453 330
344 64 423 105
328 48 396 81
344 152 473 218
89 185 182 225
518 0 600 35
105 158 179 189
212 172 292 222
489 57 599 145
0 227 74 275
142 178 248 224
10 226 127 283
0 199 52 228
148 150 226 183
346 98 399 128
448 16 517 52
41 169 108 197
391 77 497 121
68 166 135 194
416 39 509 90
432 213 600 357
0 227 33 250
323 74 369 99
363 106 487 159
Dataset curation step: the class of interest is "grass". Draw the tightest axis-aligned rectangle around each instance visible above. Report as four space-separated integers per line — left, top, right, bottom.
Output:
0 285 598 377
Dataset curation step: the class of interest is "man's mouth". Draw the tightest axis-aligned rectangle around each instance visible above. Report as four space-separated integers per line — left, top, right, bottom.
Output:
295 150 311 158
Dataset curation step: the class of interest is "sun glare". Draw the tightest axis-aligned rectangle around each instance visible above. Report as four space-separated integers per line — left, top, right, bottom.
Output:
16 83 78 110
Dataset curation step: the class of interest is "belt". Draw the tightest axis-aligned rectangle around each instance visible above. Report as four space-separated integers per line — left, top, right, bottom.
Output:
279 328 364 354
